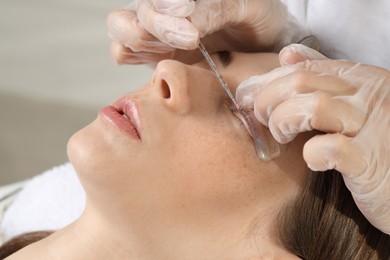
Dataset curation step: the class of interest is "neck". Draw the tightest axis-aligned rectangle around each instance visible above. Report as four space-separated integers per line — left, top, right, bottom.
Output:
8 206 296 259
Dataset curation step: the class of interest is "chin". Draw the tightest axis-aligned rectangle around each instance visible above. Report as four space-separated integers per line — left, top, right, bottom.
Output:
67 120 148 209
67 121 107 180
67 119 141 189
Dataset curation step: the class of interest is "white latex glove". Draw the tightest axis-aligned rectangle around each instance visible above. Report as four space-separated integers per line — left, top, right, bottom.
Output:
107 0 305 64
236 44 390 235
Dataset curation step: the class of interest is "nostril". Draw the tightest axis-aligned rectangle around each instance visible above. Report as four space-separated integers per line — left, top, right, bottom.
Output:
160 79 171 99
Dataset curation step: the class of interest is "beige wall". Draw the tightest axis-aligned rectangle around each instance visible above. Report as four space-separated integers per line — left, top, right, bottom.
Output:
0 0 153 185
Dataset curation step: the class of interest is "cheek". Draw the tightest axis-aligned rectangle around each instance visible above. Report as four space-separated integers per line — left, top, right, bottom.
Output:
67 112 265 212
159 119 261 207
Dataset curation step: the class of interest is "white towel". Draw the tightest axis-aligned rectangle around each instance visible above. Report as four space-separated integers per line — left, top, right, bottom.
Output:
0 162 85 242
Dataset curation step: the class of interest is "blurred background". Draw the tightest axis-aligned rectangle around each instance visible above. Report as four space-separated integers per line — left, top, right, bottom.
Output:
0 0 152 185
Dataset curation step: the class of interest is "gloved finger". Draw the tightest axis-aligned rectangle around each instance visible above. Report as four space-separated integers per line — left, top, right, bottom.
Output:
236 66 298 109
110 42 173 65
251 69 356 125
295 59 359 76
266 91 366 143
236 59 357 109
302 133 367 178
110 40 206 65
279 43 328 66
148 0 195 17
136 0 199 49
107 7 174 54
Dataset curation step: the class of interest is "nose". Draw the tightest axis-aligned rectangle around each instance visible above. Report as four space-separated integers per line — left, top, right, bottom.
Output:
152 60 191 114
152 59 223 114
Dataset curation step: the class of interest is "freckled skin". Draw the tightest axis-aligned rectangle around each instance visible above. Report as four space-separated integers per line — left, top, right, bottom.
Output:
64 52 307 258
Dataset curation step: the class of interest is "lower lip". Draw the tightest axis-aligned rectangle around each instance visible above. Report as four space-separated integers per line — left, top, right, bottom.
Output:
99 106 140 139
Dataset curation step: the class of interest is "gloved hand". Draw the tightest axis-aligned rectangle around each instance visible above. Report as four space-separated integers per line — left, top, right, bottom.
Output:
236 44 390 235
107 0 304 64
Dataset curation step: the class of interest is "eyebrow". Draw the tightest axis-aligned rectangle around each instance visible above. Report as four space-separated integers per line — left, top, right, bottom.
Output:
216 51 232 68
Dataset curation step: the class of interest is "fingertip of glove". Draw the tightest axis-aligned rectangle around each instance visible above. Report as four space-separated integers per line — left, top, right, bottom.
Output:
153 0 196 17
279 43 328 65
165 30 199 50
279 44 311 66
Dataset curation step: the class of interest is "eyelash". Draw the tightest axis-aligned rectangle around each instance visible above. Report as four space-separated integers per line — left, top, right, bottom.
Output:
225 102 257 138
225 102 244 126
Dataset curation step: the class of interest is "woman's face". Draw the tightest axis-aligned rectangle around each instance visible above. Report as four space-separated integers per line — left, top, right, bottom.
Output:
68 52 308 231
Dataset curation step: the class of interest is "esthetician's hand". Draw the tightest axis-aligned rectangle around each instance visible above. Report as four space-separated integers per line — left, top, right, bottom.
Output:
107 0 299 64
236 44 390 235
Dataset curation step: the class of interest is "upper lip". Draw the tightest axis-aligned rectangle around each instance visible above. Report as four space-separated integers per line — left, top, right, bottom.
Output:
113 97 142 138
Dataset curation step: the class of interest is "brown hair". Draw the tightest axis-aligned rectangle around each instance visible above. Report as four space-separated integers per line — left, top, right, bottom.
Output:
277 169 390 259
0 231 52 259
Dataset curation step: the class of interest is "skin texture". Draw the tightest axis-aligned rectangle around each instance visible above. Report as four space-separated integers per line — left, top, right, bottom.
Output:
9 52 307 259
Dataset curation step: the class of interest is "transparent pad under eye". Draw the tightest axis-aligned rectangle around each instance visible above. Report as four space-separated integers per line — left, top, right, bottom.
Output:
242 111 280 161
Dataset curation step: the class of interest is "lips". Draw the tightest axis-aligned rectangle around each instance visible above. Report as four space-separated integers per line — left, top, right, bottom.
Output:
99 98 142 139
